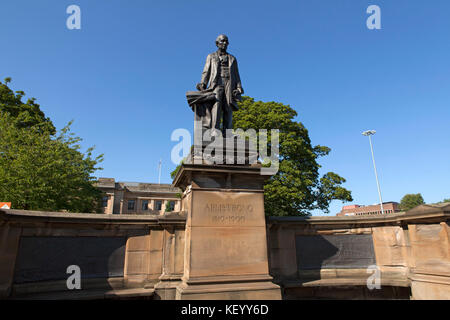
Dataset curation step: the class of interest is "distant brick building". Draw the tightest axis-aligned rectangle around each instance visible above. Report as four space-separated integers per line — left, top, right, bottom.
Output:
336 202 401 216
96 178 181 215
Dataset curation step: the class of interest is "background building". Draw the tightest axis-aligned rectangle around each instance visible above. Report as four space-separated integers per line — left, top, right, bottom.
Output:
336 202 401 216
96 178 181 215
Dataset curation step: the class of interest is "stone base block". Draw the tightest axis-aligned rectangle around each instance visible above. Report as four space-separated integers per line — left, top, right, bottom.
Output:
153 276 182 300
175 275 281 300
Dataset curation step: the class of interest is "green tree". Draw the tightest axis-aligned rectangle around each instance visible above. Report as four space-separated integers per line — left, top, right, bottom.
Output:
171 97 353 215
0 79 103 212
0 78 55 134
171 159 185 180
171 97 353 216
399 193 425 211
442 198 450 203
233 97 352 216
169 97 353 216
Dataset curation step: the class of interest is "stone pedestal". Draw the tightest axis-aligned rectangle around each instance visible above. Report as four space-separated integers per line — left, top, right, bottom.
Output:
172 160 281 300
190 137 258 166
152 224 184 300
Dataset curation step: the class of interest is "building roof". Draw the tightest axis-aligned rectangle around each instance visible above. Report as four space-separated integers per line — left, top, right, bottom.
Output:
341 202 399 209
96 178 181 194
96 178 115 188
119 182 180 193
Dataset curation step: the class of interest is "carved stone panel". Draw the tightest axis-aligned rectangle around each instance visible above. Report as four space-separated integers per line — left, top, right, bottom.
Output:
295 234 376 269
14 236 126 283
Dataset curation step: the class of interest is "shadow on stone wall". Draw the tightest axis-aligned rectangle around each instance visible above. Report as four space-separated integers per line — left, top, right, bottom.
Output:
14 236 127 290
295 234 376 283
283 285 412 300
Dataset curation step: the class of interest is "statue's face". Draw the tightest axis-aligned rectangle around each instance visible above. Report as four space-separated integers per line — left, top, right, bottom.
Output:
216 36 229 51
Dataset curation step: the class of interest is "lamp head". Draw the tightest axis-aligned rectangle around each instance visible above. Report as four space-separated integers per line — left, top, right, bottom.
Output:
362 130 376 136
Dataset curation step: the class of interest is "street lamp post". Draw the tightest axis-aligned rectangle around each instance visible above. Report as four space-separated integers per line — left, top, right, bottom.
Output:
158 158 162 185
362 130 384 215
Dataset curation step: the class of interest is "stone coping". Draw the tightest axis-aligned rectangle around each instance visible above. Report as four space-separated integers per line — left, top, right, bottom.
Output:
0 209 187 225
267 207 449 225
172 163 263 188
2 203 448 226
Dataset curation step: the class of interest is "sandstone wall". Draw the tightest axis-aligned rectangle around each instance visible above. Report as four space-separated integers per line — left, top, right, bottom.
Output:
267 203 450 300
0 203 448 300
0 209 185 299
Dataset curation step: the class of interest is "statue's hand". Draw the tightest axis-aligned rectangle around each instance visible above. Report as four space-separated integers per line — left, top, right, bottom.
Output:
233 88 243 97
196 83 206 91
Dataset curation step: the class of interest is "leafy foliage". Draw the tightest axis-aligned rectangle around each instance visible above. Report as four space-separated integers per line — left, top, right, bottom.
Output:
0 79 103 212
398 193 425 211
165 200 175 212
233 97 352 216
0 78 55 134
168 96 353 216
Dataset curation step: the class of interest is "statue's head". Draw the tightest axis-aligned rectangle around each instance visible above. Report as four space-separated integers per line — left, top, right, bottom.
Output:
215 34 229 51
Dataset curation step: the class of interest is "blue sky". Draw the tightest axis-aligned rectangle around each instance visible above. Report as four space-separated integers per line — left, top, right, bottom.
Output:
1 0 449 215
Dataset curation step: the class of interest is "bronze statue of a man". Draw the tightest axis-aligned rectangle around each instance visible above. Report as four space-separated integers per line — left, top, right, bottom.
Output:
192 34 244 134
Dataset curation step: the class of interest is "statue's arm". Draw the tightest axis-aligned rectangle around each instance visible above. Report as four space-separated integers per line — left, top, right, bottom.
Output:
234 59 244 94
199 54 212 89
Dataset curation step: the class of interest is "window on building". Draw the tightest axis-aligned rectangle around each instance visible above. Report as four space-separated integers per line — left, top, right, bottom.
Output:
166 201 175 212
102 196 108 207
155 200 162 211
128 200 135 211
142 200 149 211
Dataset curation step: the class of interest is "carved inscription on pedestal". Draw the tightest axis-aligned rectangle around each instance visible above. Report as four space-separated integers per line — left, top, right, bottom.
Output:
187 190 269 276
205 203 252 224
191 191 265 227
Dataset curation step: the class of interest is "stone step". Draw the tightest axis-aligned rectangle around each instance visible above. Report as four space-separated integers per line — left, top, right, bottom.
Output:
12 287 155 300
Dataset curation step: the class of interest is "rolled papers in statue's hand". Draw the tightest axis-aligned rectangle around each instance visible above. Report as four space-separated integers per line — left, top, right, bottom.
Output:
186 89 216 111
